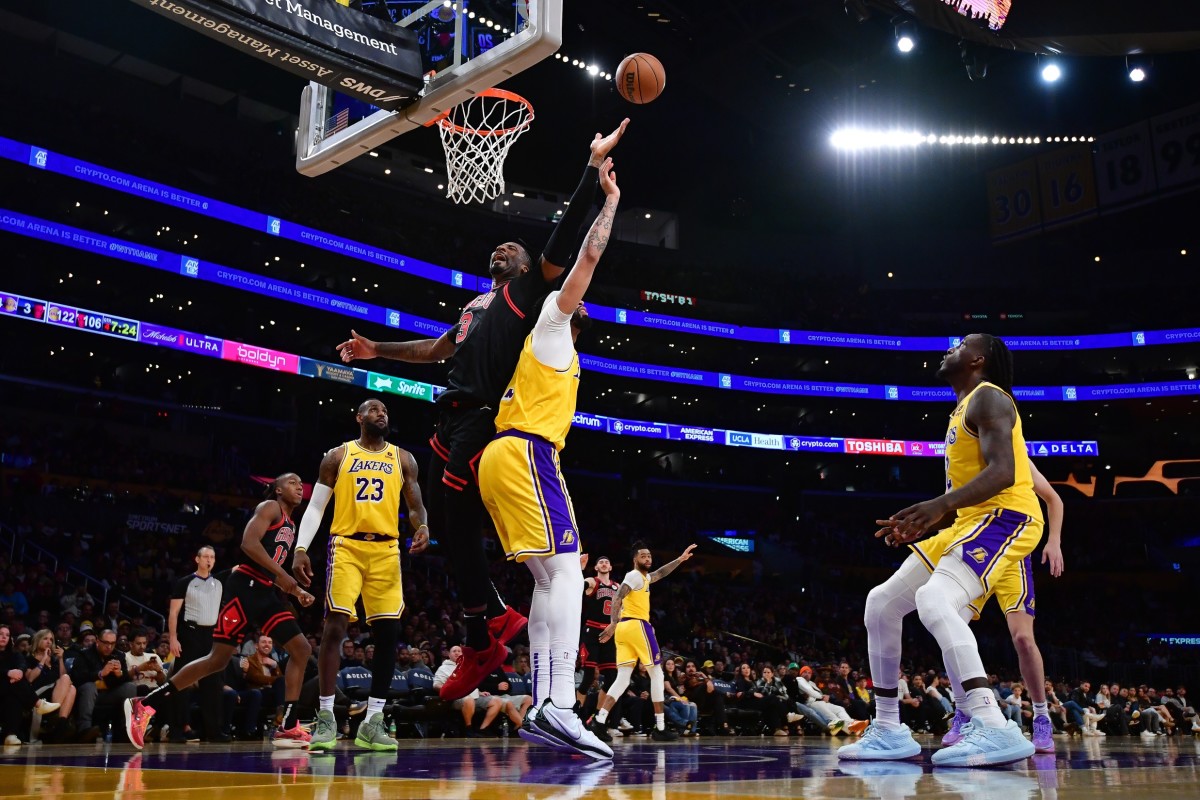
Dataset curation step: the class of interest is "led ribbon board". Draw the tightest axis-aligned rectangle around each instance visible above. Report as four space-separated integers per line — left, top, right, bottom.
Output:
6 136 1200 352
0 286 1097 458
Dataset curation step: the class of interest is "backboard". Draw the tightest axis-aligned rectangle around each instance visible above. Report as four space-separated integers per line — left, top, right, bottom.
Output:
296 0 561 177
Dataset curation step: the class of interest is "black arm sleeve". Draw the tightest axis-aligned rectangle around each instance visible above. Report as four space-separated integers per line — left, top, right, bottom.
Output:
540 164 600 271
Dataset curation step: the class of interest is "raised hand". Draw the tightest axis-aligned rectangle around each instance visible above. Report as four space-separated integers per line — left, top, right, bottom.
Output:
679 543 698 561
589 118 630 165
336 330 378 363
598 157 619 197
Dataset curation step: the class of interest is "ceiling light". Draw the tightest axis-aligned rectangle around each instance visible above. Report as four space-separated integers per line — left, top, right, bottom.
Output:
1041 62 1062 83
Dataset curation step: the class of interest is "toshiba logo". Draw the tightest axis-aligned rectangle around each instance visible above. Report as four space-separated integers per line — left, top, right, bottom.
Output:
844 439 906 454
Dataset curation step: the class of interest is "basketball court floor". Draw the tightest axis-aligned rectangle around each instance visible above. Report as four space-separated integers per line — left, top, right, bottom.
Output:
2 735 1198 799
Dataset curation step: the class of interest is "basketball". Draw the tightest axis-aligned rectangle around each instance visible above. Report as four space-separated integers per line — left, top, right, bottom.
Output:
616 53 666 104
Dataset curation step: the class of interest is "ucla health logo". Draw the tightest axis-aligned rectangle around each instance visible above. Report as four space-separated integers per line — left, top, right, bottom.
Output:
451 271 464 288
728 432 752 446
1062 386 1078 401
719 374 732 389
180 256 200 277
778 329 791 344
29 147 48 169
1132 331 1146 346
886 385 899 400
616 309 627 324
386 309 401 328
267 217 281 235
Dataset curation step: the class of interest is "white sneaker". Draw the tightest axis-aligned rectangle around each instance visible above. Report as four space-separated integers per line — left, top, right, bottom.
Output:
34 699 62 716
617 719 634 732
531 702 613 761
1140 730 1157 739
786 712 803 724
3 735 21 746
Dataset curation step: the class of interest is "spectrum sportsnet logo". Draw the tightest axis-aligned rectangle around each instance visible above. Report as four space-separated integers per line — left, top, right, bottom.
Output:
222 341 296 372
572 413 603 429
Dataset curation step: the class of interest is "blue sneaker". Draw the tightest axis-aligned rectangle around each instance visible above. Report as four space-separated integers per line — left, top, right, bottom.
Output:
941 709 971 746
932 719 1035 767
837 723 922 761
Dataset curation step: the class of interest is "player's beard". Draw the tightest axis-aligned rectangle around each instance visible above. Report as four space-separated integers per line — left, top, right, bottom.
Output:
571 309 593 332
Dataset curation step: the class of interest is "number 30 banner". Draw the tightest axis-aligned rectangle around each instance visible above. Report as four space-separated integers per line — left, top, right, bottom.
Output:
986 157 1042 242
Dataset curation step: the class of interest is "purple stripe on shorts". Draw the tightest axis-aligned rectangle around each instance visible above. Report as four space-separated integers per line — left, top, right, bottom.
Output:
1018 556 1036 617
528 437 580 555
642 620 662 666
957 509 1030 585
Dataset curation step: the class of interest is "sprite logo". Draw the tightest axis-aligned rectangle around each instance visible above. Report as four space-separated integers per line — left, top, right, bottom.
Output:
368 373 433 402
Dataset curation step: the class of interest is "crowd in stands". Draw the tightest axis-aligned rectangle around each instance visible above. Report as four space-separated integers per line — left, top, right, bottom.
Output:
2 405 1198 745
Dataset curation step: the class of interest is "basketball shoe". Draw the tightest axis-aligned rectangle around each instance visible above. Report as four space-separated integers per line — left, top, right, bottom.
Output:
837 723 922 761
932 719 1035 767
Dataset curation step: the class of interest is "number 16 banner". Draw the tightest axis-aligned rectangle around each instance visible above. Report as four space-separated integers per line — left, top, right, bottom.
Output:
1036 143 1098 229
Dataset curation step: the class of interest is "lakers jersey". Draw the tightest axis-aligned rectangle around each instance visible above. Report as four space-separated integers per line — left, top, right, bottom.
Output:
331 440 403 538
620 570 651 622
944 382 1043 522
494 332 580 450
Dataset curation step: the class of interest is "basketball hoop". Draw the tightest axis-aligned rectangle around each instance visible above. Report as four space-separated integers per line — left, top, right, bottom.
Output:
432 88 534 205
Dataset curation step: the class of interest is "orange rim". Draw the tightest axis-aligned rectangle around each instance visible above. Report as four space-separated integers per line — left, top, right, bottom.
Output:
428 88 535 137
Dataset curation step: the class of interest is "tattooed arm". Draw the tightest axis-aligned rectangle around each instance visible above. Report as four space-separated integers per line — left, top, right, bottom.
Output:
554 157 620 316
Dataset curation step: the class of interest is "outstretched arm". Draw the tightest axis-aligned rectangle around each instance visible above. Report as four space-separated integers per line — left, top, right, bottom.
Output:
555 158 619 315
649 544 697 583
337 327 456 365
597 583 632 643
539 119 630 282
1030 461 1064 576
293 447 342 587
399 449 430 555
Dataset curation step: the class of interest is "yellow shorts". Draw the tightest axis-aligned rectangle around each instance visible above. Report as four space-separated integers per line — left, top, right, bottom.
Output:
614 618 662 668
479 433 581 564
325 535 404 623
911 507 1042 618
966 555 1036 620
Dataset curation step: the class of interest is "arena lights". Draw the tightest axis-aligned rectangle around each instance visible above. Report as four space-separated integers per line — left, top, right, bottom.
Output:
830 129 1046 150
1041 61 1063 83
552 52 612 80
1127 55 1151 83
894 21 917 53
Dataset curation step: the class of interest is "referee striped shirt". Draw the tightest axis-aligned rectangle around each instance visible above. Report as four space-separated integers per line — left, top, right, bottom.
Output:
172 572 222 627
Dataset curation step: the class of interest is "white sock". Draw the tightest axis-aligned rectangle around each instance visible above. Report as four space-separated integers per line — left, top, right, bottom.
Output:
1032 701 1048 718
544 553 585 709
525 558 552 706
655 712 665 731
876 696 901 729
595 708 609 724
965 687 1006 728
367 697 386 719
319 694 335 714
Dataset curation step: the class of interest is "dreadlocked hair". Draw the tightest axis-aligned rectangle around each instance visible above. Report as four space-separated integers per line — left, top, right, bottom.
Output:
979 334 1014 397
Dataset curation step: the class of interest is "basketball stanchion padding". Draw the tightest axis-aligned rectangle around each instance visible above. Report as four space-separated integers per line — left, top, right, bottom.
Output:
432 88 534 204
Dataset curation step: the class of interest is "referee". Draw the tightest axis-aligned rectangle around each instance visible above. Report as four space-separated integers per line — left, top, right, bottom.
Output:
167 545 224 742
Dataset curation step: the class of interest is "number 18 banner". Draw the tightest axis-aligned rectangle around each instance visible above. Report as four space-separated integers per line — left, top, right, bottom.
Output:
1093 121 1155 209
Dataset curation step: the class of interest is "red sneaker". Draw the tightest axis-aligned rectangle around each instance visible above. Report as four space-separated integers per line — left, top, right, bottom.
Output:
438 638 509 701
272 722 312 749
487 606 528 647
124 698 155 751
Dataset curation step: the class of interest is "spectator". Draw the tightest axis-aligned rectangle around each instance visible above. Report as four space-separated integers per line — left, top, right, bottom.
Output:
339 639 361 668
434 645 503 737
796 666 864 735
2 624 62 744
754 665 794 737
899 675 946 735
69 628 136 742
60 585 95 618
683 660 731 735
479 667 532 733
27 628 76 738
0 582 28 617
242 634 284 728
1004 682 1027 725
830 662 871 720
220 655 260 741
126 630 167 695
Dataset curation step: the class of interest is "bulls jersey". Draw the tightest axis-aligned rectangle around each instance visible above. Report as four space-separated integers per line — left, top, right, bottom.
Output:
239 507 297 573
583 578 620 629
944 381 1043 523
495 332 580 450
619 570 652 622
441 268 552 407
331 440 403 538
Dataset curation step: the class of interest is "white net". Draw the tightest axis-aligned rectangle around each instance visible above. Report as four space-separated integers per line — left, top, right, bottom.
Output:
437 90 534 204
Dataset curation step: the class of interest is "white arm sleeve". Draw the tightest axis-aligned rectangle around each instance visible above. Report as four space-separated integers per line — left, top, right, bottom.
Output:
530 292 576 371
621 570 645 592
296 483 333 552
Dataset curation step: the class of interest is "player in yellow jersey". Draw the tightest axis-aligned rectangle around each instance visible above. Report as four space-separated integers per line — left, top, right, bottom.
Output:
476 157 619 759
839 334 1038 767
593 540 696 744
292 398 429 751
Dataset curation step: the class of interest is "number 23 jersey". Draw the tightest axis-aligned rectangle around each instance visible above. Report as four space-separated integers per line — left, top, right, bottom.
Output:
331 440 403 538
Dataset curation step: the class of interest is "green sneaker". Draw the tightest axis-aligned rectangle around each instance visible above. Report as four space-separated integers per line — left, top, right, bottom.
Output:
354 712 398 751
308 709 338 751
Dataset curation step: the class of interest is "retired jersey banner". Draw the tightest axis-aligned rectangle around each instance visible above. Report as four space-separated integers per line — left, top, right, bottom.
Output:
1036 144 1099 229
1093 121 1156 209
986 157 1042 242
127 0 423 110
